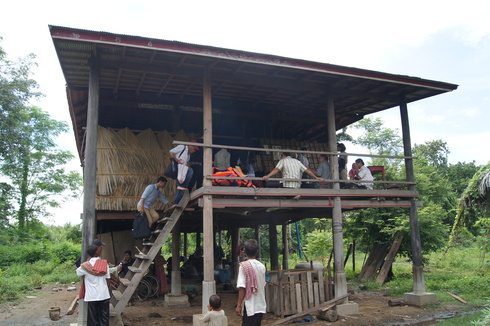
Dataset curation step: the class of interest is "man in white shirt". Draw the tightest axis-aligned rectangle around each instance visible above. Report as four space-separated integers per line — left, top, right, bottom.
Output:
262 153 324 189
354 158 374 190
76 244 111 326
236 239 266 326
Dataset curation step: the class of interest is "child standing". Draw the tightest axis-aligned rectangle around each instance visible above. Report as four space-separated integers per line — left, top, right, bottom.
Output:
203 294 227 326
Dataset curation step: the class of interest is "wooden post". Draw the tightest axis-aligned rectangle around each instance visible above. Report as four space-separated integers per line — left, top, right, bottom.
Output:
231 227 239 279
327 89 347 298
400 97 426 294
269 220 280 271
202 69 216 314
183 232 188 258
282 223 289 270
81 57 99 262
255 225 261 260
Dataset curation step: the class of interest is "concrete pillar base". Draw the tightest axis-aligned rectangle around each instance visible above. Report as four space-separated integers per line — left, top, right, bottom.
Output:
164 294 190 308
404 292 437 306
77 299 87 325
193 314 228 326
335 301 359 315
201 280 216 314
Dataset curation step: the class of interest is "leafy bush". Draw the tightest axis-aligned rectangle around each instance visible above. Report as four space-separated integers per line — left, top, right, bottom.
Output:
0 242 48 268
48 242 80 264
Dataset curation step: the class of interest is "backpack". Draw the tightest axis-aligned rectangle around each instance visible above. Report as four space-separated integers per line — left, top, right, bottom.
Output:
132 212 151 239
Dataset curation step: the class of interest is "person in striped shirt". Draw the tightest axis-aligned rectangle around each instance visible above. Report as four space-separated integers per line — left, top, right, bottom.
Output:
262 153 324 189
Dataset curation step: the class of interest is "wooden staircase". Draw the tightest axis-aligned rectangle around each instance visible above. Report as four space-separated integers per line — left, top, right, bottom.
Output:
110 192 189 315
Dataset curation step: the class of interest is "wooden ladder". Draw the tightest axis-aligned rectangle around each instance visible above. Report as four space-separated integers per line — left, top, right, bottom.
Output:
110 192 190 315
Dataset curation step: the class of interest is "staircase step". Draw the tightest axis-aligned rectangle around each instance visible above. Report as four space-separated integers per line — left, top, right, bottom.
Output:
156 217 173 224
152 229 163 235
142 241 154 246
128 266 143 273
135 253 150 260
112 290 123 300
109 303 117 316
119 278 131 286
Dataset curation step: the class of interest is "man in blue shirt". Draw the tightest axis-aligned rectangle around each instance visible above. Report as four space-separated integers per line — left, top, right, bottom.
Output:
137 177 169 235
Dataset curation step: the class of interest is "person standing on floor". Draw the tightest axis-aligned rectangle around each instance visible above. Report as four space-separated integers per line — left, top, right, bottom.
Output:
76 244 111 326
315 154 331 189
235 239 266 326
168 141 199 209
188 139 204 191
337 143 348 180
262 152 324 189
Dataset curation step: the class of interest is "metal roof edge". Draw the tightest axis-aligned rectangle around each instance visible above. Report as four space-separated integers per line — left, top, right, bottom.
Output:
49 25 459 92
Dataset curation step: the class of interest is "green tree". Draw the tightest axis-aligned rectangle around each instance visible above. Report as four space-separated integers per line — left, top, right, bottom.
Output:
0 39 41 158
0 43 82 230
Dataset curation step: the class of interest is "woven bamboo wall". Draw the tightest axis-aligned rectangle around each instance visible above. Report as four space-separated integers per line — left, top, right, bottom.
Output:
96 126 197 211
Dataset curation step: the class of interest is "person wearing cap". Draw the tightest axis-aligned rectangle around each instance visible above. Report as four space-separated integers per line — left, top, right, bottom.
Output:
168 141 199 209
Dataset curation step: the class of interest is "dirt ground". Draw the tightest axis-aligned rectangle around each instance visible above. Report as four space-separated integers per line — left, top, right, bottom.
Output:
0 282 469 326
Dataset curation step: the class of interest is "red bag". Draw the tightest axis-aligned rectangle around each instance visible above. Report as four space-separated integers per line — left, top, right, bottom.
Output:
79 278 85 299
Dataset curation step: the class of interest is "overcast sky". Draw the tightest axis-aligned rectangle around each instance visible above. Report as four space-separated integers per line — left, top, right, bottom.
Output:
2 0 489 225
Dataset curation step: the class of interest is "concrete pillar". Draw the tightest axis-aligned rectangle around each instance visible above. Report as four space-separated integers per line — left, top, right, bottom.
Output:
201 69 216 314
171 222 182 295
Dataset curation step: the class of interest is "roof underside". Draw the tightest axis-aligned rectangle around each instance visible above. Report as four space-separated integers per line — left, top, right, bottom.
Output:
49 25 458 158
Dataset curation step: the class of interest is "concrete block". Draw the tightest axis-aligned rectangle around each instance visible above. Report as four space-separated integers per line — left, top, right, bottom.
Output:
335 301 359 315
404 292 437 306
193 314 228 326
164 294 190 308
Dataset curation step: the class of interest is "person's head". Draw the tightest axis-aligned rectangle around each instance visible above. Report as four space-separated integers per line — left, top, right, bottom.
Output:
337 143 346 152
282 152 291 158
87 244 98 258
156 176 168 188
355 158 365 167
319 154 328 162
189 140 200 154
243 239 259 258
209 294 221 310
124 250 132 259
93 239 105 256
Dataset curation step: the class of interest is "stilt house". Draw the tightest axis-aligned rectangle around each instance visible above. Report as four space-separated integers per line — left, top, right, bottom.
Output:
49 25 458 317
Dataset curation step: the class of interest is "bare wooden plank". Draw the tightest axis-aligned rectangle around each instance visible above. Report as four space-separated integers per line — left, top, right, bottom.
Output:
269 294 349 326
306 272 314 308
289 273 296 314
318 271 325 303
295 283 303 313
301 271 308 312
447 292 468 304
376 235 404 284
313 282 320 306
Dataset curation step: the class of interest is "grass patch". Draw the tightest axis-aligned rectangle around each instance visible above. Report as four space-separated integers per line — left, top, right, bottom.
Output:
0 261 79 303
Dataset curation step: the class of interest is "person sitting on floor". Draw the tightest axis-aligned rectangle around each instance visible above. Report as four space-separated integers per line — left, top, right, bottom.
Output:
354 158 374 190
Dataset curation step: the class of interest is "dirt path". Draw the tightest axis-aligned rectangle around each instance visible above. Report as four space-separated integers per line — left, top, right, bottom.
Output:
0 283 467 326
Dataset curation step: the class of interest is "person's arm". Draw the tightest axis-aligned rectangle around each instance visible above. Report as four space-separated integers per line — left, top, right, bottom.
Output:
236 287 245 316
263 167 280 181
139 199 145 214
305 168 324 182
158 192 169 205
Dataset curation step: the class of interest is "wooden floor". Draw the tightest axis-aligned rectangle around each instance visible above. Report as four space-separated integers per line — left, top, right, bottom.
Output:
96 185 420 232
